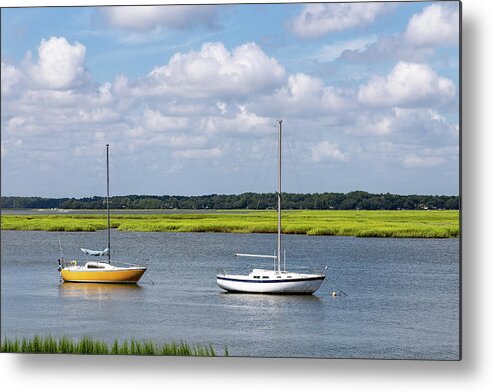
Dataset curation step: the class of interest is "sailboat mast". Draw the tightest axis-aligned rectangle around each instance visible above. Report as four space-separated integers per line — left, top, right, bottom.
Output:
106 144 111 263
277 120 282 273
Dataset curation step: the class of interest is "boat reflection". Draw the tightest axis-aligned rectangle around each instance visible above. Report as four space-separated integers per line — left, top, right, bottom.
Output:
219 292 323 305
58 282 143 301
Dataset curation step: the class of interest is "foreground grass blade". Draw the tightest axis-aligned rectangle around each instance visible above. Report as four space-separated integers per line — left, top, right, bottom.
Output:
1 335 226 357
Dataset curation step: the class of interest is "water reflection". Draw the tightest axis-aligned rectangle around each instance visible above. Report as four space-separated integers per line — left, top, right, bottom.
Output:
218 292 324 308
58 282 143 301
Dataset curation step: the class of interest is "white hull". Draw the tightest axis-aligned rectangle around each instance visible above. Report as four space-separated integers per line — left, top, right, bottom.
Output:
219 122 328 296
217 269 325 294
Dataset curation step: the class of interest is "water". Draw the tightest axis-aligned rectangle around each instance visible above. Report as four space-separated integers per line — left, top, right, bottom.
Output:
0 230 459 359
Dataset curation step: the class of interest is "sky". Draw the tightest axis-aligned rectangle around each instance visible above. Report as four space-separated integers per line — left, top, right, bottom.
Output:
1 1 460 198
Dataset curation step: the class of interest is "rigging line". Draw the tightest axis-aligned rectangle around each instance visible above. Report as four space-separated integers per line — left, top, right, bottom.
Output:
250 128 274 194
57 232 64 259
285 127 305 207
255 123 277 189
283 128 318 270
112 157 128 201
279 125 317 271
88 154 105 199
253 124 278 211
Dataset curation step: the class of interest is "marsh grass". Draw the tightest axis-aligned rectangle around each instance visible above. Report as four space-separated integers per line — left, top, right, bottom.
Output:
1 210 459 238
1 335 223 356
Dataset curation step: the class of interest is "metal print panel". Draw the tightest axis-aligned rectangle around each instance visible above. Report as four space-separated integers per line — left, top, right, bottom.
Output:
0 1 460 360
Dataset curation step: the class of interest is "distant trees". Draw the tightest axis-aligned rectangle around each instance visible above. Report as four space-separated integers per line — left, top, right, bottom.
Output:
0 197 69 209
0 192 460 211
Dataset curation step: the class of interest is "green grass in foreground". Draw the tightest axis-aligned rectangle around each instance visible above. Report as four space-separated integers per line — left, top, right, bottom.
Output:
0 210 459 238
1 335 226 356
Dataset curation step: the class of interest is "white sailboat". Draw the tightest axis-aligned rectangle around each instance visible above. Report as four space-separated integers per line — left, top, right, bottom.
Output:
217 121 326 294
57 144 147 284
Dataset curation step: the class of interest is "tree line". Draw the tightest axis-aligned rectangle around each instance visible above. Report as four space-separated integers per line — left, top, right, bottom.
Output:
1 191 459 210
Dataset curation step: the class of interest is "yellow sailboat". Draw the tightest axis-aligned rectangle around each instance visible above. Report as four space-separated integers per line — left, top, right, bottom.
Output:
59 260 147 284
57 144 147 284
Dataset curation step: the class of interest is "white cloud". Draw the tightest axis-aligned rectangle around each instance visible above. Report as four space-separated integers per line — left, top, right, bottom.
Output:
253 73 351 117
350 107 458 140
140 108 189 132
7 116 28 132
335 4 458 65
311 141 348 162
27 37 87 90
289 3 389 38
2 33 458 196
273 73 325 110
317 36 378 62
402 154 446 168
321 86 351 112
166 135 207 148
353 113 393 136
99 5 219 32
130 42 286 99
173 146 223 159
1 62 23 96
74 108 121 125
404 3 459 47
200 105 271 135
339 34 435 64
124 128 207 150
357 61 455 108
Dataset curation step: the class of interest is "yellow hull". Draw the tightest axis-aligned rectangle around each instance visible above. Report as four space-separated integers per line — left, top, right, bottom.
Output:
61 268 146 284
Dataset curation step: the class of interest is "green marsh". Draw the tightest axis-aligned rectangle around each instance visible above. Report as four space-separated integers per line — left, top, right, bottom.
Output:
0 210 459 238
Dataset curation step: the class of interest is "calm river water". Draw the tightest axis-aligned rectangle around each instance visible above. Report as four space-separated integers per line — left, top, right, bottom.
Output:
1 230 459 359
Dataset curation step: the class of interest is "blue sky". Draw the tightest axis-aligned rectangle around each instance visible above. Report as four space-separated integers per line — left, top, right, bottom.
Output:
1 1 460 197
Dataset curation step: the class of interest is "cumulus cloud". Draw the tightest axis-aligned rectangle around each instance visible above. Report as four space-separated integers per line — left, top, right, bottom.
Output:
317 36 378 62
173 146 223 159
26 36 87 90
253 73 351 117
339 34 435 64
350 107 458 141
391 108 458 139
289 3 389 38
1 62 23 96
352 112 394 136
140 108 189 132
311 141 348 162
98 5 219 32
357 61 455 108
404 3 459 47
265 73 325 114
336 4 458 65
129 41 286 99
402 154 446 168
2 32 458 196
200 105 271 135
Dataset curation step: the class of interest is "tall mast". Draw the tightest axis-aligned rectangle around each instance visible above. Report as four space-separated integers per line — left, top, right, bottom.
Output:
277 120 282 273
106 144 111 263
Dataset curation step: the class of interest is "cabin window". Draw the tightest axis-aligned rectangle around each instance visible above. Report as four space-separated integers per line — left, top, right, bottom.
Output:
277 276 281 278
287 276 292 278
87 265 104 269
253 276 260 279
262 276 269 279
